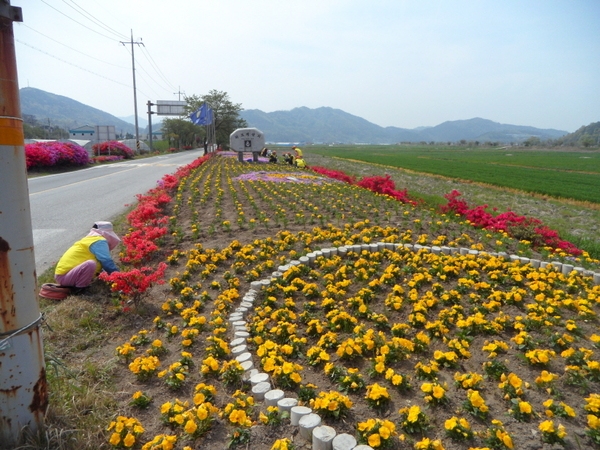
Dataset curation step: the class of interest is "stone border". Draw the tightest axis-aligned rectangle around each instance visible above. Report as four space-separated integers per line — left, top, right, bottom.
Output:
228 243 600 450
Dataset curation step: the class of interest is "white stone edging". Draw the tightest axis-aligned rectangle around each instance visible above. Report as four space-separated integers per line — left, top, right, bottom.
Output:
228 242 599 450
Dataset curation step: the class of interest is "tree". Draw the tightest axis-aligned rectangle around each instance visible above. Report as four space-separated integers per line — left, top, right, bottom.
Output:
523 136 541 147
184 90 247 147
23 123 68 139
579 134 596 148
162 118 202 149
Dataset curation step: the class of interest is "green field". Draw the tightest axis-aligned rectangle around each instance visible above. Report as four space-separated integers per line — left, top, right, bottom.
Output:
307 145 600 204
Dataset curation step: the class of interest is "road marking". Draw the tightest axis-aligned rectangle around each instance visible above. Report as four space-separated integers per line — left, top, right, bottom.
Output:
97 163 182 168
32 228 65 240
29 165 142 196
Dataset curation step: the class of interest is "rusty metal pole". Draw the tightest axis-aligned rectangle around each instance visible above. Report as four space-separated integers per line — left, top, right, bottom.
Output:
0 2 48 446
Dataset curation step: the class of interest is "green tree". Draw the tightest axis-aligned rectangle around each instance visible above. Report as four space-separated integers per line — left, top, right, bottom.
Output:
523 136 541 147
184 90 247 147
161 118 203 149
23 123 69 139
579 134 596 148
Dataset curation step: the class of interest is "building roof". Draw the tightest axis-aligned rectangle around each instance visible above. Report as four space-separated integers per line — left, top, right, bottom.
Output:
69 125 95 132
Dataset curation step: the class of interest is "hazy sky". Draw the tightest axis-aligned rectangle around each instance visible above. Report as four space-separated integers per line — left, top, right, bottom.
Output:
13 0 600 132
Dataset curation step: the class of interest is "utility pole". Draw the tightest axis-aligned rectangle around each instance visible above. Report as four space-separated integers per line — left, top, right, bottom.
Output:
174 86 184 101
0 1 48 446
147 100 155 151
120 30 144 153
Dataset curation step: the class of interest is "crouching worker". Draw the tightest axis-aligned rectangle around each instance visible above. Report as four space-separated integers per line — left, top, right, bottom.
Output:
54 221 121 291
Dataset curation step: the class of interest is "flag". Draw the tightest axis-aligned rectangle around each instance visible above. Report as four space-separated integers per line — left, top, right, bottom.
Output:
189 103 213 125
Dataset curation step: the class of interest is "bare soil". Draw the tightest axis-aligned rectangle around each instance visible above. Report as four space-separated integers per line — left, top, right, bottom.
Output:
35 152 600 450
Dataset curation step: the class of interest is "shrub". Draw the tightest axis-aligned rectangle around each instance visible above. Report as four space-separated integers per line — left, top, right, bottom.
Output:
92 155 123 163
25 141 89 169
311 166 356 184
92 141 134 159
357 174 416 204
440 190 582 255
54 141 90 166
311 167 416 204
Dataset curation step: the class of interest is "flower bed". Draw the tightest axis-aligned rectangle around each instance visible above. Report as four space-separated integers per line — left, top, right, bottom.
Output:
25 141 89 169
92 140 135 159
94 153 600 450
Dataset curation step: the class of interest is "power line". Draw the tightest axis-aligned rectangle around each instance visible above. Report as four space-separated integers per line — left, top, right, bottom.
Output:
39 0 120 42
62 0 128 40
122 45 172 95
15 39 153 99
139 45 177 92
36 0 179 103
23 2 177 112
20 24 129 69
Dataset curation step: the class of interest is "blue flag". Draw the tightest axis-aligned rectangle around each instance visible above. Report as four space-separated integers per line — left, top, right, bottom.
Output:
189 103 213 125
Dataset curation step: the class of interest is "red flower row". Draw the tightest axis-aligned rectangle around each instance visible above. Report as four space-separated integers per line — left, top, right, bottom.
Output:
441 190 581 255
311 166 416 205
102 154 214 304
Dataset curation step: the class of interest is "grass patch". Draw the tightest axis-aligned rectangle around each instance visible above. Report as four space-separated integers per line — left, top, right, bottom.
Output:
309 145 600 204
15 150 600 450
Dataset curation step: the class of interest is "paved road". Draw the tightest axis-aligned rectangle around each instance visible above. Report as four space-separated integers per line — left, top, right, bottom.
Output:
28 149 205 276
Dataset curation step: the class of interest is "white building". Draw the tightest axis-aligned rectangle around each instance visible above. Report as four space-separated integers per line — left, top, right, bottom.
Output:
69 125 95 140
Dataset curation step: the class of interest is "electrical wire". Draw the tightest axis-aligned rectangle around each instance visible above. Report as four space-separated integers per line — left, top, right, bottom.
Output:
62 0 128 40
139 45 177 92
135 56 174 95
40 0 120 42
16 39 153 99
22 2 177 106
124 45 168 98
121 44 174 97
19 24 129 69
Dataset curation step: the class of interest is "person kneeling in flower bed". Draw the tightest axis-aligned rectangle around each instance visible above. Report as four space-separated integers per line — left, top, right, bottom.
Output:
53 221 120 294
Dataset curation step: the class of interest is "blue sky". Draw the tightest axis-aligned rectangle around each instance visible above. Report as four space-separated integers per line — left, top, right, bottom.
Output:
13 0 600 132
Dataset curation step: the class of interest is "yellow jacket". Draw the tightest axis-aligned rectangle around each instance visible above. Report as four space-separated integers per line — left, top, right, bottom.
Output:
55 235 104 275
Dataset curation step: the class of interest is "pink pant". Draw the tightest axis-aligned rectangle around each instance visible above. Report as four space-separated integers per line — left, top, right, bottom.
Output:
55 260 97 288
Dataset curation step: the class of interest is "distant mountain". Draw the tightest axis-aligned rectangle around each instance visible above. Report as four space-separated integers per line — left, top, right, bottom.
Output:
117 115 163 130
417 118 567 143
241 107 568 144
556 121 600 147
19 88 570 144
20 87 136 135
241 107 419 144
119 115 149 129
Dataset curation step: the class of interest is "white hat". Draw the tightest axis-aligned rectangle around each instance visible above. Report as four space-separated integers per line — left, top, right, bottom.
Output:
89 221 121 250
93 221 114 231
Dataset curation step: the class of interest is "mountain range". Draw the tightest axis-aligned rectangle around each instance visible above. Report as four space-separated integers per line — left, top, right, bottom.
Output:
240 107 568 144
20 87 137 135
20 87 569 144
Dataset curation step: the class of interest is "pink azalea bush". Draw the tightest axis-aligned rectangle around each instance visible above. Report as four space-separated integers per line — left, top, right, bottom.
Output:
92 141 134 159
92 155 123 163
441 190 582 255
25 141 90 169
